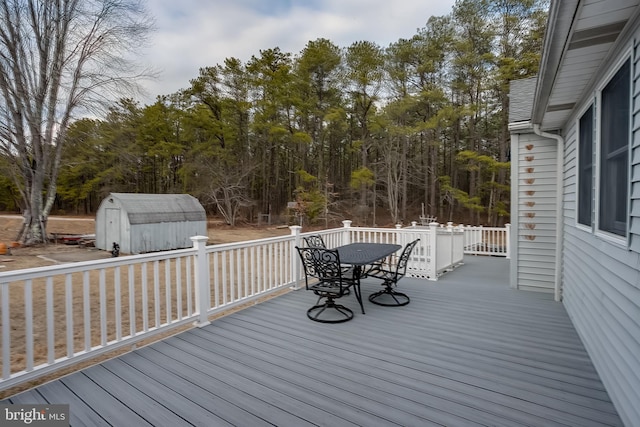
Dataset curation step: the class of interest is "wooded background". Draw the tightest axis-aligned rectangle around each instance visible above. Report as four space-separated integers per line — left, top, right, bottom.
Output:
0 0 549 228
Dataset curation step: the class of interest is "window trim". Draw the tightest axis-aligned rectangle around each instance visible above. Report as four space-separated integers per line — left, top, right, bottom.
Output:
593 53 632 244
576 103 594 230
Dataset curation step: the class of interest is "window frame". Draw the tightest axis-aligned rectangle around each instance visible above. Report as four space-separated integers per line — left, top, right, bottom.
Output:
577 103 594 229
594 55 632 242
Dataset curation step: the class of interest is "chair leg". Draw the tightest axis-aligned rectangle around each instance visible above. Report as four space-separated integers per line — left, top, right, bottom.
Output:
368 282 410 307
307 297 354 323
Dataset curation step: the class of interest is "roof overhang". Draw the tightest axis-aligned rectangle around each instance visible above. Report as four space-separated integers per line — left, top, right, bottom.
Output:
532 0 640 131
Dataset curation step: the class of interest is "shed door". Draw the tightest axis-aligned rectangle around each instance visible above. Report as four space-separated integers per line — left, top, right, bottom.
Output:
105 208 120 249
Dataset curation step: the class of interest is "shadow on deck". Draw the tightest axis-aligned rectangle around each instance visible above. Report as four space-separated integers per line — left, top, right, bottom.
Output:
2 256 623 426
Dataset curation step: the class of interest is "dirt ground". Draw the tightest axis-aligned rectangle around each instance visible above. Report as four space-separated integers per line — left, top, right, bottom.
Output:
0 215 294 272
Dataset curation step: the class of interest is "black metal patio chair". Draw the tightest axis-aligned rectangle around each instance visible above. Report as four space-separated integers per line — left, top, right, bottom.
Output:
296 246 359 323
365 239 420 307
303 234 327 248
303 234 353 289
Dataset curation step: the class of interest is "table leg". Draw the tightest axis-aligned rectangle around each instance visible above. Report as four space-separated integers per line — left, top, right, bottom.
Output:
353 266 365 314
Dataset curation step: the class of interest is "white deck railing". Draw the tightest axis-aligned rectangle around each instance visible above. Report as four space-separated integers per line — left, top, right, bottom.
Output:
461 224 511 257
408 222 511 258
0 220 467 391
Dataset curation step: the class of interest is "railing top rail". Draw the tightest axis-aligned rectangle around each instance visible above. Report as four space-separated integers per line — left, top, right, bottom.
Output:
0 247 196 282
462 225 508 230
205 234 293 252
300 228 343 235
343 226 399 232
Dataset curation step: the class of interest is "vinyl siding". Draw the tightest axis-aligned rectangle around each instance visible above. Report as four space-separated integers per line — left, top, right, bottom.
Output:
631 36 640 252
559 30 640 426
511 132 558 293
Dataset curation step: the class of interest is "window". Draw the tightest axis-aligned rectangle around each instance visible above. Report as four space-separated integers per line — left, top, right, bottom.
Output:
578 105 593 226
599 58 630 236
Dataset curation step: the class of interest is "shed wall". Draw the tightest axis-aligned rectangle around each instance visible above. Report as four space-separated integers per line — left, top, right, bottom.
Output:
95 203 130 253
129 221 206 254
95 193 206 254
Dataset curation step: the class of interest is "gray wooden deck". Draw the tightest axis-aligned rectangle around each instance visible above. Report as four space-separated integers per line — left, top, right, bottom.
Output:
3 256 623 426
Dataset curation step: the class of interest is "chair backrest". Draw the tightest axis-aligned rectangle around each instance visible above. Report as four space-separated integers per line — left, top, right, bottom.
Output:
296 246 344 288
395 239 420 278
303 234 327 249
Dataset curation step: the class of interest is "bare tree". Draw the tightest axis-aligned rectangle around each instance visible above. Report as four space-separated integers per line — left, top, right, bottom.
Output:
206 179 254 227
201 158 256 227
0 0 153 244
380 137 405 225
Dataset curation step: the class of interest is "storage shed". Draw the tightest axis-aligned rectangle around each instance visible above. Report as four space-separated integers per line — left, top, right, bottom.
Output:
95 193 207 254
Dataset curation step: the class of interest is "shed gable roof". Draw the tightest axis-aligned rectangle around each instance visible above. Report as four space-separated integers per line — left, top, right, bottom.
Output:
108 193 206 224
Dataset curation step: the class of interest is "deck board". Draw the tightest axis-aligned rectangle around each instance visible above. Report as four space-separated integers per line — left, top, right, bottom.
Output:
34 381 111 427
3 256 623 426
60 370 153 426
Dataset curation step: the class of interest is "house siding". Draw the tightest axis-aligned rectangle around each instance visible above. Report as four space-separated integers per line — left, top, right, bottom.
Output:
510 132 558 293
631 37 640 252
509 2 640 424
559 33 640 426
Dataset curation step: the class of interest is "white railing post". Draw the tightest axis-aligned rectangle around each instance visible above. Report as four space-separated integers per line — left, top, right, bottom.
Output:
191 235 210 327
454 225 464 264
505 223 511 259
290 226 303 289
1 282 10 380
395 223 403 246
342 220 352 245
447 222 454 266
462 225 468 249
429 222 438 278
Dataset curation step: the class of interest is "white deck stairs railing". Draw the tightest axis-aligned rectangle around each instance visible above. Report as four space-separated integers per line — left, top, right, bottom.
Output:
0 220 507 392
407 221 511 258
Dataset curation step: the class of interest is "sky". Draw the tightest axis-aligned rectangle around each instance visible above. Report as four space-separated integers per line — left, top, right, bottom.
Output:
138 0 458 104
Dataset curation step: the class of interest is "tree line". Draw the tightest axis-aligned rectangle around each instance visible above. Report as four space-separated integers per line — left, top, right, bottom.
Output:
0 0 548 242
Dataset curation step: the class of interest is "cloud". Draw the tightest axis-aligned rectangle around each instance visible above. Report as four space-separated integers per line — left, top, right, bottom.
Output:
138 0 456 104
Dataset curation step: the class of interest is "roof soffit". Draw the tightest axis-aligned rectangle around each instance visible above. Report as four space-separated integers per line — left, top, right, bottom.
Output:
533 0 640 131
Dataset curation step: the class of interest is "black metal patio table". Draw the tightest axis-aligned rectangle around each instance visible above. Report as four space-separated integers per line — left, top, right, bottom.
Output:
335 242 402 314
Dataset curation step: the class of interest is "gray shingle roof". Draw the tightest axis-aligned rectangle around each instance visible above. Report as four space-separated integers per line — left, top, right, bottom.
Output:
509 76 537 123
